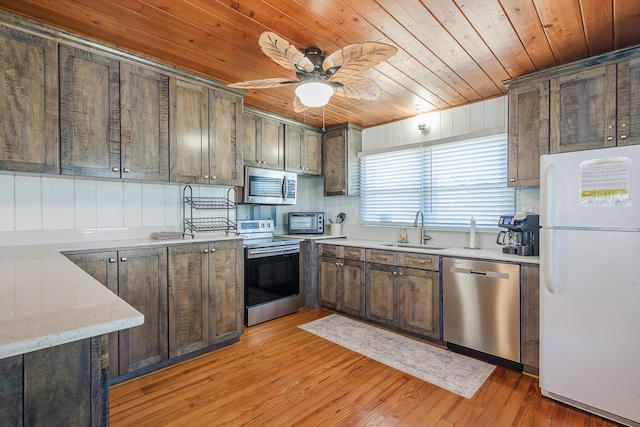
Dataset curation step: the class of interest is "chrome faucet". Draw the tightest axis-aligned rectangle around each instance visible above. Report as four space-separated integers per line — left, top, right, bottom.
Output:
413 210 431 245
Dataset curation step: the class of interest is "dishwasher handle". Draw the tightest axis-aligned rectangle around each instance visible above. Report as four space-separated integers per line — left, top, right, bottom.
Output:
449 266 510 280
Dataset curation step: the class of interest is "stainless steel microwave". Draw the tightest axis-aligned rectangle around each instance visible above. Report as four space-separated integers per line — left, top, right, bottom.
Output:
288 212 324 234
242 167 297 205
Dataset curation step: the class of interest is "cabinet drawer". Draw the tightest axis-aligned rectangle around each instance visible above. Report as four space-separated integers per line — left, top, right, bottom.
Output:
398 252 439 271
343 246 365 261
319 244 342 258
366 249 398 265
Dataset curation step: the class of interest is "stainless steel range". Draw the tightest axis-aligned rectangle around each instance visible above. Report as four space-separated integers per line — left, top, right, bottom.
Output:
239 220 300 326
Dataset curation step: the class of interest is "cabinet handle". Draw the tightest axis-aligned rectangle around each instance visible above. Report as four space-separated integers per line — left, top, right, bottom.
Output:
335 262 340 266
203 249 209 253
340 262 344 266
112 166 119 172
210 248 216 252
621 123 626 128
123 167 130 173
204 174 209 179
620 134 628 139
398 272 404 276
120 257 127 262
607 136 614 141
109 258 116 263
510 178 515 182
393 271 397 275
211 176 217 180
341 189 346 193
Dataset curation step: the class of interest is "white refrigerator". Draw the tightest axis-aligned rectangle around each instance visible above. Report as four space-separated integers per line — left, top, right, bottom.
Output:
540 145 640 426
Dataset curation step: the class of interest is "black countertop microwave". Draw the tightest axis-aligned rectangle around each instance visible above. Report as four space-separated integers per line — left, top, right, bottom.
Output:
288 212 324 234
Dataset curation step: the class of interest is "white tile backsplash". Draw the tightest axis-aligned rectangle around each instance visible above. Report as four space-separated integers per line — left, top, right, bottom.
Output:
123 181 143 228
96 180 124 228
42 177 74 230
142 182 165 227
0 174 15 231
15 175 42 231
74 179 97 229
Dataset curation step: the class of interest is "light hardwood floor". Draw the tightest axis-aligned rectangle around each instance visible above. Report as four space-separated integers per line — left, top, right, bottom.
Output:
110 309 620 426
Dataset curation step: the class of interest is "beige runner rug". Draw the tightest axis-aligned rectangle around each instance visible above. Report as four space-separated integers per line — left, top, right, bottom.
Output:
299 314 495 398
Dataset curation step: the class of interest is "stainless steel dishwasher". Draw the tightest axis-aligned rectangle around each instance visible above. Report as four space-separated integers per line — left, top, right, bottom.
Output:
443 257 520 362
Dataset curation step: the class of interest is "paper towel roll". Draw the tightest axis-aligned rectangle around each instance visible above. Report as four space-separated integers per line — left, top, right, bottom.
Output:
469 217 476 248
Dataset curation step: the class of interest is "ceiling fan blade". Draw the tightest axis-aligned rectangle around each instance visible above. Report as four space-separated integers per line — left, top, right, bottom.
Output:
323 42 398 77
332 76 381 101
228 77 298 89
259 32 315 73
293 95 309 113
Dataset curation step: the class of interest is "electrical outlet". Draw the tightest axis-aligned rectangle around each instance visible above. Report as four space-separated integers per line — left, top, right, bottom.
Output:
523 206 533 212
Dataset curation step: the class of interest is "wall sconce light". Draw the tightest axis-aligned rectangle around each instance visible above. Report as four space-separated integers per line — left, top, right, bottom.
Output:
418 123 430 134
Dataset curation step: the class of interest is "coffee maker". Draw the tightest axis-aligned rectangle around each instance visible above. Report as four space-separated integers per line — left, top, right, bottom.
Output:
497 212 540 256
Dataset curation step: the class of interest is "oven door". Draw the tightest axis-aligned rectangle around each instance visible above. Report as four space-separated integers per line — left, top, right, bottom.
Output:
244 250 300 326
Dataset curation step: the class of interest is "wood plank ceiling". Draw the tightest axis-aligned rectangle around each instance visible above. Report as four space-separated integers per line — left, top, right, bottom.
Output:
1 0 640 129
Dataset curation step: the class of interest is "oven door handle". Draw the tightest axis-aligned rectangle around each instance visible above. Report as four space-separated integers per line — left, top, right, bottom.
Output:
247 247 299 256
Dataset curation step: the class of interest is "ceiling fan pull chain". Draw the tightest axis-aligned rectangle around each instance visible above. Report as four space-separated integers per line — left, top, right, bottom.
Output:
322 106 326 132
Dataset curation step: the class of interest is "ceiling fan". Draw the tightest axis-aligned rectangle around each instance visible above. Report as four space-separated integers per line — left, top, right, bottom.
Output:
229 32 398 112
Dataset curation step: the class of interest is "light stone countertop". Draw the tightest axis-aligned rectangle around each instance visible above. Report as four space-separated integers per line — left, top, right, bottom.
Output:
0 234 242 360
305 237 540 264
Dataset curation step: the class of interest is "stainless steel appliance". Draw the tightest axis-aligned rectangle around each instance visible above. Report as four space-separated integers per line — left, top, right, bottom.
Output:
288 212 324 234
241 167 297 205
239 220 300 326
496 212 539 256
443 258 520 362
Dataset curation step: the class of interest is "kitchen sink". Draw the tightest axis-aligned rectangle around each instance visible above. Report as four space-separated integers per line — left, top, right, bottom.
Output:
380 243 450 251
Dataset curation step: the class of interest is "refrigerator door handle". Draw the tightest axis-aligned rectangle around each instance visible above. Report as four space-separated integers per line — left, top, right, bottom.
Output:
543 228 556 294
543 163 557 294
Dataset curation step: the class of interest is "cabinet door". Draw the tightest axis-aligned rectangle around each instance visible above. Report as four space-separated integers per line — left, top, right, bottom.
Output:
168 244 209 358
0 26 59 174
261 117 284 169
242 111 261 167
303 128 322 175
616 56 640 146
340 260 365 317
209 89 243 185
209 240 243 344
318 256 340 309
550 64 617 153
65 251 119 378
365 263 396 325
323 130 347 196
60 45 120 177
120 62 169 181
397 267 440 339
520 264 539 374
118 247 168 374
508 81 549 186
0 354 22 425
284 124 304 173
169 77 208 183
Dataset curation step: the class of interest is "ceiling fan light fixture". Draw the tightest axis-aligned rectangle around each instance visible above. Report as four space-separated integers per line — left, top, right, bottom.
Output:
295 81 334 108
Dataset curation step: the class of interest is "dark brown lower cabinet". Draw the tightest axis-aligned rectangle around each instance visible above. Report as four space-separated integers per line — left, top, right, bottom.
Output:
318 251 366 317
209 240 244 345
0 336 109 426
397 267 440 338
520 264 540 374
168 240 244 357
117 247 168 375
365 263 396 325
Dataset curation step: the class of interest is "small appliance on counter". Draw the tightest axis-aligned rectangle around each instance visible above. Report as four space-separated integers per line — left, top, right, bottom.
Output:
288 212 324 234
496 212 539 256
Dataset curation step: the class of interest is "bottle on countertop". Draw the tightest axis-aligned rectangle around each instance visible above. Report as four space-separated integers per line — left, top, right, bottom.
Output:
399 228 408 243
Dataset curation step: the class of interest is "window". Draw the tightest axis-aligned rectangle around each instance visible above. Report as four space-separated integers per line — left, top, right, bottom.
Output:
359 134 515 228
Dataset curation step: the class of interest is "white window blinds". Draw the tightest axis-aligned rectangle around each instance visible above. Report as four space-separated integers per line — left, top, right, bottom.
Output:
360 135 515 228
